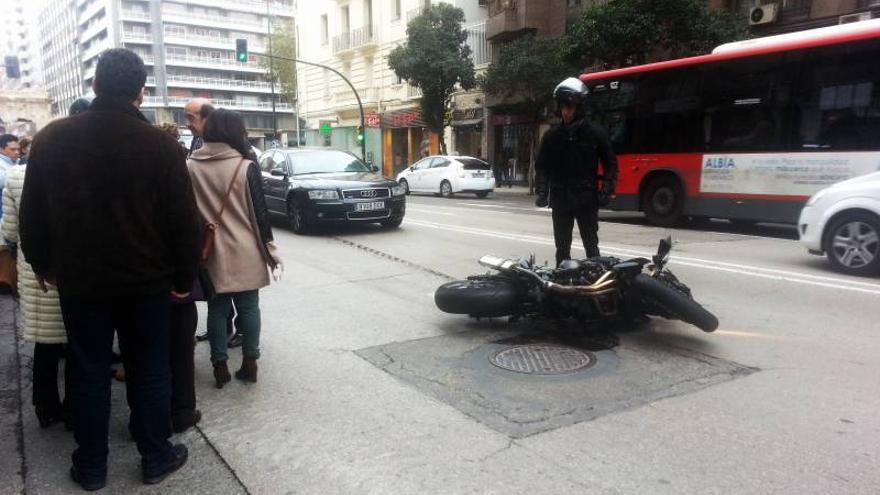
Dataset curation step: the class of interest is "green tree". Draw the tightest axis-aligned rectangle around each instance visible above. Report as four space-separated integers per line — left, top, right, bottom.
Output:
564 0 746 70
388 4 476 154
258 19 298 108
480 35 574 193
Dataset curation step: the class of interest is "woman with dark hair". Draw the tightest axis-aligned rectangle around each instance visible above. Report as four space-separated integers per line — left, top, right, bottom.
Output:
186 109 282 388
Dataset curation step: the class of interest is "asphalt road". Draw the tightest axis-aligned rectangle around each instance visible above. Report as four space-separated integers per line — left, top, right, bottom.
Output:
8 189 880 494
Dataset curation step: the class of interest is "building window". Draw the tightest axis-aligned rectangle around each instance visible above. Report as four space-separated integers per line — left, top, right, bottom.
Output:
392 0 401 20
567 0 581 7
321 14 328 45
781 0 811 19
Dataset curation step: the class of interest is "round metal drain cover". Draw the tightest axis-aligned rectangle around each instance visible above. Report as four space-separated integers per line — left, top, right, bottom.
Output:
490 344 595 375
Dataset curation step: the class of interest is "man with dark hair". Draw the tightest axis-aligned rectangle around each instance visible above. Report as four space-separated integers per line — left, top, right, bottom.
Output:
0 134 20 216
20 48 199 491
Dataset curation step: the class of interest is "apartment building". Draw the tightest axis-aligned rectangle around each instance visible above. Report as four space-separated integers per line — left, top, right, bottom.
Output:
40 0 83 116
734 0 880 33
1 0 43 89
40 0 297 146
296 0 489 176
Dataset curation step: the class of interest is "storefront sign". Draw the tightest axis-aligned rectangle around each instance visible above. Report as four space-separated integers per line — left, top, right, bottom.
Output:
365 112 381 128
380 109 425 129
699 152 880 196
452 108 483 122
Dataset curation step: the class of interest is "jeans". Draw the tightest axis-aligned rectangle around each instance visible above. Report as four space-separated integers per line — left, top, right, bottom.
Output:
207 290 260 363
32 343 68 413
59 294 174 482
170 303 197 417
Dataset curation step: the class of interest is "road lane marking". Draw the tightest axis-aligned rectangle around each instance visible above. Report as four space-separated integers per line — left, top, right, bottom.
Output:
403 218 880 296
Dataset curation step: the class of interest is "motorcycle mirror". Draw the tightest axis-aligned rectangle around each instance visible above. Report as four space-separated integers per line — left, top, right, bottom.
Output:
653 237 673 267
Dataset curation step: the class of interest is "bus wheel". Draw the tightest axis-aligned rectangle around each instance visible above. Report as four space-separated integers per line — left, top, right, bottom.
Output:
643 176 684 227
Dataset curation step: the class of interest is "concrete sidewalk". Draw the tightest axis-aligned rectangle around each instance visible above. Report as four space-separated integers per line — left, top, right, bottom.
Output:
0 295 244 494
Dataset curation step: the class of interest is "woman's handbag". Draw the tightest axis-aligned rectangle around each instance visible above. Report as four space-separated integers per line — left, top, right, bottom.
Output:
200 158 247 262
0 246 17 296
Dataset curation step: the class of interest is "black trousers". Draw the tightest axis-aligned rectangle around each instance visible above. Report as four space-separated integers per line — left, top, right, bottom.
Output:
170 303 197 418
551 201 600 265
59 294 174 483
32 343 68 412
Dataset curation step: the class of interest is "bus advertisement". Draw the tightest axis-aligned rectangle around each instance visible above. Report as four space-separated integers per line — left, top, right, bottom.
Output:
581 19 880 226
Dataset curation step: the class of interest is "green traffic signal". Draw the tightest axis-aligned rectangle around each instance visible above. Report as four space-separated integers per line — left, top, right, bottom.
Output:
235 38 248 62
356 126 364 143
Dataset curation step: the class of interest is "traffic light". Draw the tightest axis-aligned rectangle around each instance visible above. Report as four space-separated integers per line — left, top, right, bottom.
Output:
356 125 364 144
235 39 248 62
4 56 20 79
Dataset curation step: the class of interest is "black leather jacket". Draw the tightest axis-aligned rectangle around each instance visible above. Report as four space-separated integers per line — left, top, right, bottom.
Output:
245 162 277 269
535 119 618 203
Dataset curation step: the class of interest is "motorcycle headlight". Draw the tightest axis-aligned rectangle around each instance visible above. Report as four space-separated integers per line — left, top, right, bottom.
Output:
391 184 406 196
308 190 339 200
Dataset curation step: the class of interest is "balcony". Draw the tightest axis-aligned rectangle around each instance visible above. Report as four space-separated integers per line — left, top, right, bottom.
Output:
181 0 295 16
79 21 107 44
143 95 293 112
332 25 377 54
486 0 538 42
80 41 107 62
120 10 151 22
163 32 266 53
121 31 153 43
334 87 378 106
407 84 422 99
161 10 267 33
165 75 274 93
165 55 264 73
146 76 156 86
464 21 490 67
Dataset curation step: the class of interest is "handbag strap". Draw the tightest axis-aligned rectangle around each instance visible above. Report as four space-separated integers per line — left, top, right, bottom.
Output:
215 158 248 224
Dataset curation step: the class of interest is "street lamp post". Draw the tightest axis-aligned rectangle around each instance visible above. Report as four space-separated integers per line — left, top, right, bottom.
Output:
260 53 367 161
266 0 278 144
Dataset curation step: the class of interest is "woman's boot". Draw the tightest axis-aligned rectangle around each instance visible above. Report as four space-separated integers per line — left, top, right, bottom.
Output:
213 361 231 389
234 358 258 383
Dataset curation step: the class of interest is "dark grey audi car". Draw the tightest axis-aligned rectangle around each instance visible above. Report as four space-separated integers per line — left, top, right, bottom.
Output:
258 148 406 234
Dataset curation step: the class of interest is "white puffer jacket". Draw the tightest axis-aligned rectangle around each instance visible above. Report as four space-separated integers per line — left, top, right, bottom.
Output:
1 165 66 344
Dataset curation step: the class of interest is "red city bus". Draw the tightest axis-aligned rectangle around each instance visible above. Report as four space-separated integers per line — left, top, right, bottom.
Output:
581 19 880 226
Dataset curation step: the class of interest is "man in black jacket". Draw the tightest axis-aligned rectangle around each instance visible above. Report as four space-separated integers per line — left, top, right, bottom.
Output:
535 77 618 266
20 49 199 490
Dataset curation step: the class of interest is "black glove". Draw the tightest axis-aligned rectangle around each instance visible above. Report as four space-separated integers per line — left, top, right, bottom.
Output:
535 194 549 208
597 181 615 207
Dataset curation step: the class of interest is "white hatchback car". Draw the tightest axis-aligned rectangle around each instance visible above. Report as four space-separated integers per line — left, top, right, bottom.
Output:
799 171 880 276
396 155 495 198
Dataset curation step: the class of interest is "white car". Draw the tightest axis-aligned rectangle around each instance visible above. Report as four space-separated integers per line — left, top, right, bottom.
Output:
396 155 495 198
799 171 880 276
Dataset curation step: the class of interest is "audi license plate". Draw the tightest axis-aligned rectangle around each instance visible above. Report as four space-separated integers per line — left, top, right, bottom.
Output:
472 171 485 177
355 201 385 212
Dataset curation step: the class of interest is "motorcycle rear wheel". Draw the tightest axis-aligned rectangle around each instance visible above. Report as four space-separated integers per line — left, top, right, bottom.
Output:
631 274 719 332
434 277 520 317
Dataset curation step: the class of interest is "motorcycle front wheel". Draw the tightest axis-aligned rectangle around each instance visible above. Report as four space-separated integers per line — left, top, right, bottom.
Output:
631 274 719 332
434 277 521 317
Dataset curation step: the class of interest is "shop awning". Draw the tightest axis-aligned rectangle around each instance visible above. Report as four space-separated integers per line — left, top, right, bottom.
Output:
451 118 483 127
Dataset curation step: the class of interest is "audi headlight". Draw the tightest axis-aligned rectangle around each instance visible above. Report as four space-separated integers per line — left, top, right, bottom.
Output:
308 190 339 200
391 185 406 196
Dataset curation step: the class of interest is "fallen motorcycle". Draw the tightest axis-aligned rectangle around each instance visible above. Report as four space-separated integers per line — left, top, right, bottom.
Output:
435 238 719 332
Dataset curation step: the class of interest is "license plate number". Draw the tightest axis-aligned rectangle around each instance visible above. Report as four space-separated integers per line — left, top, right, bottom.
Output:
355 201 385 212
472 172 484 177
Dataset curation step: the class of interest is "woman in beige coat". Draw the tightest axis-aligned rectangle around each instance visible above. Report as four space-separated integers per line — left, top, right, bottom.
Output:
187 109 281 388
1 162 69 427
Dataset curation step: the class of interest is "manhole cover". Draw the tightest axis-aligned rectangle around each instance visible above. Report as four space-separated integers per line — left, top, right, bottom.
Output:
490 345 595 375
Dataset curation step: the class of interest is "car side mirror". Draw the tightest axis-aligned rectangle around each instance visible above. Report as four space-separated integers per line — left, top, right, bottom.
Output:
369 164 379 172
270 168 288 178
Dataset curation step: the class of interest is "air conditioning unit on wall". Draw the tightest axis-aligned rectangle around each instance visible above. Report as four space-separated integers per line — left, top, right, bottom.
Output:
749 3 779 26
839 12 873 24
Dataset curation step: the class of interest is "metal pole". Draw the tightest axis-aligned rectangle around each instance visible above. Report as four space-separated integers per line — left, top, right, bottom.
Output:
262 53 366 160
266 0 278 143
